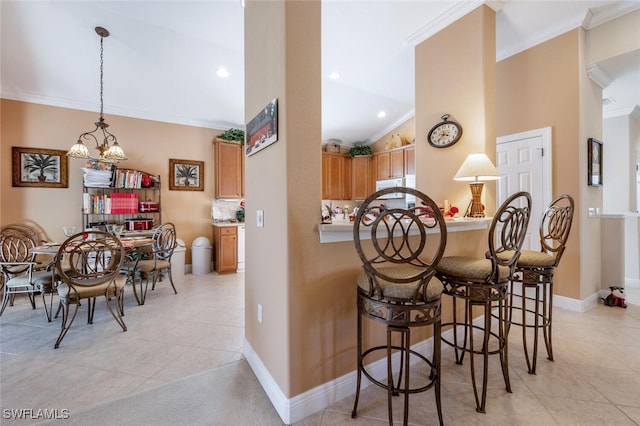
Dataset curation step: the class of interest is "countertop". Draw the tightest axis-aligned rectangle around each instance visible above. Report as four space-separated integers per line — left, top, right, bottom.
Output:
211 221 245 227
318 217 491 243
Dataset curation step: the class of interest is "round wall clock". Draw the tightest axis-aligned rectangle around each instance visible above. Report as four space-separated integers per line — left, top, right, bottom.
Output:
427 114 463 148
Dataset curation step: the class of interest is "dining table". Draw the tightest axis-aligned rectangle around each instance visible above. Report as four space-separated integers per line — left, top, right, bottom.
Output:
30 235 155 309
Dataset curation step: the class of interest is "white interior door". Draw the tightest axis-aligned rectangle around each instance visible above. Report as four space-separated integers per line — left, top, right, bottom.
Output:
496 127 552 251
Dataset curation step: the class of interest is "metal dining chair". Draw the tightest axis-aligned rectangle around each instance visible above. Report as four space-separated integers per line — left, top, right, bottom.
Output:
124 222 177 305
435 191 531 413
506 194 574 374
0 225 57 321
54 230 127 348
351 187 447 426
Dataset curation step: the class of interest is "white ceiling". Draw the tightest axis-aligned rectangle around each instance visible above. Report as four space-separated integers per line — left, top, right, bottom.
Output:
1 1 638 147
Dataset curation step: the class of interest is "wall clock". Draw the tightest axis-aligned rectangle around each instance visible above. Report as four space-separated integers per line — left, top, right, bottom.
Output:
427 114 462 148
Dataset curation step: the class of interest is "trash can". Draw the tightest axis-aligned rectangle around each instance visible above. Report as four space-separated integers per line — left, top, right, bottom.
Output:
171 238 186 280
191 236 212 275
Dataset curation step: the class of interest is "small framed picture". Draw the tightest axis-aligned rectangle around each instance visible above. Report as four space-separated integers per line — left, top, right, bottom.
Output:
12 147 69 188
169 159 204 191
246 98 278 157
587 138 603 186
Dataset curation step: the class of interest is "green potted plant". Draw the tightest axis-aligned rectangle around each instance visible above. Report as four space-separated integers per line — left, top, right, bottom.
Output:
346 145 372 158
217 128 245 144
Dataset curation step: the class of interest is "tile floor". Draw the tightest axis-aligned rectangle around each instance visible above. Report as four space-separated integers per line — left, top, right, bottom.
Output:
1 272 639 425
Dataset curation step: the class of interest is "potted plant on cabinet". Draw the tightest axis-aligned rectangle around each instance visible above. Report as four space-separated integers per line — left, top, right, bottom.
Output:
217 128 245 145
346 145 372 158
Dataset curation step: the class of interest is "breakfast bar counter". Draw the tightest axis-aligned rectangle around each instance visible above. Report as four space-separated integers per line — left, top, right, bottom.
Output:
318 217 491 243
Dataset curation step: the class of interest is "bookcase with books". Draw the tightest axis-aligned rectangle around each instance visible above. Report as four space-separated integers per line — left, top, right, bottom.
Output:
82 163 161 233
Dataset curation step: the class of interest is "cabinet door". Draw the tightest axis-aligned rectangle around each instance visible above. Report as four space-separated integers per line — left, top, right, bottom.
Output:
215 140 243 199
375 152 390 180
328 155 342 199
321 154 330 199
404 146 415 176
352 156 370 200
341 156 352 200
214 226 237 273
390 149 404 178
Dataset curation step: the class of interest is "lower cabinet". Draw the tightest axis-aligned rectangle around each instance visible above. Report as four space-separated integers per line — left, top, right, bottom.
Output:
213 225 237 274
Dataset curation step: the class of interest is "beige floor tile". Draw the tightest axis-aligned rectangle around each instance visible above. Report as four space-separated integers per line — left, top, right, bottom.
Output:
2 272 640 426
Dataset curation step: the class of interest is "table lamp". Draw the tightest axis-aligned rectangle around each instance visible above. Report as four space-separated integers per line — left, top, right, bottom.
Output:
453 153 501 218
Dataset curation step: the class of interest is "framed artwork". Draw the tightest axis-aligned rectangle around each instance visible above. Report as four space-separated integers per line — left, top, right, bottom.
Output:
169 159 204 191
12 147 68 188
588 138 603 186
246 98 278 157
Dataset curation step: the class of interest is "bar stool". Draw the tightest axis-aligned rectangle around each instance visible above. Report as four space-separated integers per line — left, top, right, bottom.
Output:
435 191 531 413
351 187 447 426
506 194 574 374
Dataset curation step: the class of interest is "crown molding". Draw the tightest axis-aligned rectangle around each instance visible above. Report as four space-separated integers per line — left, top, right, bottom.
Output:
403 0 485 47
603 105 640 120
584 0 640 29
587 64 613 89
367 110 416 145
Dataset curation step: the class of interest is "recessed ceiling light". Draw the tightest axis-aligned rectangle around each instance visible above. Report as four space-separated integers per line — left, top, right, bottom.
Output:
329 72 341 80
377 111 387 118
216 67 230 78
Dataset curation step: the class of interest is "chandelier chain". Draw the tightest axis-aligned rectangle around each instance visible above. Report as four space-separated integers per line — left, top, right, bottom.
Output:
99 35 104 120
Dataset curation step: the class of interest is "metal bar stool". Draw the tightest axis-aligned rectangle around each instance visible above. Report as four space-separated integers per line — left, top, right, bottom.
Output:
351 187 447 426
505 194 574 374
435 191 531 413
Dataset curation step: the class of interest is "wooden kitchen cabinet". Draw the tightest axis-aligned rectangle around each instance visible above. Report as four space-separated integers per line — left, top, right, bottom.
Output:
214 139 244 199
322 152 351 200
213 225 237 273
351 155 371 200
374 149 404 180
404 146 415 176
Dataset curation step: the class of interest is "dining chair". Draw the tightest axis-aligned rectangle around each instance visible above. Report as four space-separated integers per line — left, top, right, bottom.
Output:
505 194 574 374
351 187 447 426
0 225 57 321
435 191 531 413
125 222 177 305
54 230 127 348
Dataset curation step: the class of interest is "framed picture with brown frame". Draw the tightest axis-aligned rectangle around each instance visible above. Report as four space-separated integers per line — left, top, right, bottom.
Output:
588 138 603 186
169 158 204 191
12 147 69 188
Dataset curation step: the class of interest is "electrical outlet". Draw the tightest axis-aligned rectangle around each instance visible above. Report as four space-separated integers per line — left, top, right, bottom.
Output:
257 304 263 323
257 209 264 227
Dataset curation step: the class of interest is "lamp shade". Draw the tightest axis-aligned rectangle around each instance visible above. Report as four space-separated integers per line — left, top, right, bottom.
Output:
453 153 500 182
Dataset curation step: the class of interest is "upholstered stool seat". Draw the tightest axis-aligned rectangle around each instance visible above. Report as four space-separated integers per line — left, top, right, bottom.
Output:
436 191 531 414
357 266 443 301
436 257 511 281
351 187 447 426
506 194 574 374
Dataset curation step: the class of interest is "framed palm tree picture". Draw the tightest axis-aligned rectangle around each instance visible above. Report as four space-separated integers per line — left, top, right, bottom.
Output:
12 147 68 188
169 158 204 191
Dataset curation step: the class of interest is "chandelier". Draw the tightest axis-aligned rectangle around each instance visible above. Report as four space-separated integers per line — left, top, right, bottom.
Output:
67 26 126 163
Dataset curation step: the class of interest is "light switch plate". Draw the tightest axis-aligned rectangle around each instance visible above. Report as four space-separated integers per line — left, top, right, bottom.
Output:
257 209 264 227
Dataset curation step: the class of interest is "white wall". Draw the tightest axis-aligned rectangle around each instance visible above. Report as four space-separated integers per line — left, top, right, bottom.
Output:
603 114 636 212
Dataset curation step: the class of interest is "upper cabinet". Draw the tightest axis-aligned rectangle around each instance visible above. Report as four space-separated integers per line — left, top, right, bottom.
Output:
404 146 415 176
214 139 244 199
374 148 405 180
322 152 351 200
351 156 371 200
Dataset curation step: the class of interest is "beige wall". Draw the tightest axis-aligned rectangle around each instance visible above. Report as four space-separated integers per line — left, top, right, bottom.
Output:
496 30 584 299
415 5 497 217
0 100 220 264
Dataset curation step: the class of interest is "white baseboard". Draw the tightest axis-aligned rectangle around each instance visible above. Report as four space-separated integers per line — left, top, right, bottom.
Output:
242 291 595 424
